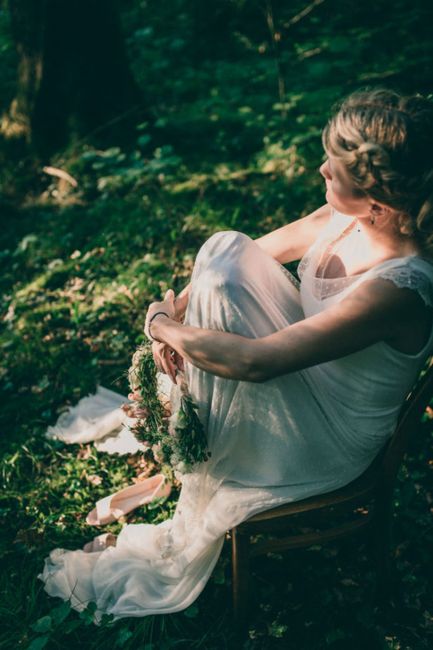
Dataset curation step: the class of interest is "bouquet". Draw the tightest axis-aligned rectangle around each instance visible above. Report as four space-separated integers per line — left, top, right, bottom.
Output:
127 342 210 476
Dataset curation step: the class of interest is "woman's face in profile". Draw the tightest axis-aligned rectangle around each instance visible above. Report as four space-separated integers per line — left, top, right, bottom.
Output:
320 155 371 219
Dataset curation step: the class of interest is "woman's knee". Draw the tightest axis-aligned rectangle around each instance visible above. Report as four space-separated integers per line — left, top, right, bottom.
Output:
195 231 251 268
192 231 252 293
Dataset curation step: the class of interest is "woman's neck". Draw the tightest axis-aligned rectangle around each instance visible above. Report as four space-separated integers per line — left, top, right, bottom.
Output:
355 217 421 260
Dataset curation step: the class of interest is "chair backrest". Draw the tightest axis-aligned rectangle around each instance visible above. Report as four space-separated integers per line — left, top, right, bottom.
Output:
382 360 433 487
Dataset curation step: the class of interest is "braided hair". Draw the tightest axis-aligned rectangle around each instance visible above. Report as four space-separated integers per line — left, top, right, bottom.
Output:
322 88 433 254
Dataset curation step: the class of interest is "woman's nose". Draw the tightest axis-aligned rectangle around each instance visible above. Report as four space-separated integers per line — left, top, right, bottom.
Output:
320 160 331 180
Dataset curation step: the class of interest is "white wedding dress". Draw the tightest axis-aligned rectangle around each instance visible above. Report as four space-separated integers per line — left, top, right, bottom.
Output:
40 210 433 620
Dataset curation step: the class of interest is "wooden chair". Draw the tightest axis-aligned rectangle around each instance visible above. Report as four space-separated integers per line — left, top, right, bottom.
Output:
230 362 433 629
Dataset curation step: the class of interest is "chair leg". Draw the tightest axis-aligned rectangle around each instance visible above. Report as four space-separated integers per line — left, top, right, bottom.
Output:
231 526 250 635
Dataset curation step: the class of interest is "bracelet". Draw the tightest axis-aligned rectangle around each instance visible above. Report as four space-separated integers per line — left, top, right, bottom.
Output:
148 311 170 341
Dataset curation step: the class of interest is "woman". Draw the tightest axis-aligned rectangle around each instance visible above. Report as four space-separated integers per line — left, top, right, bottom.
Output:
41 88 433 620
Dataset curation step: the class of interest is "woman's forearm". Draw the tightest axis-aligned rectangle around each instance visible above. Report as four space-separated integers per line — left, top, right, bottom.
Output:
255 204 331 263
150 316 259 381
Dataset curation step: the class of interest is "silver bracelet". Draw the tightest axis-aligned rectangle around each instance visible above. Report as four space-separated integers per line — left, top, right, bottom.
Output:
148 311 170 341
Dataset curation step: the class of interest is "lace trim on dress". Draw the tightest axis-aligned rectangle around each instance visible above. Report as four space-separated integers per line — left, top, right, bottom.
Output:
298 234 361 301
312 275 359 300
276 260 300 289
297 209 433 304
297 213 360 300
297 249 312 280
301 258 433 304
374 265 433 308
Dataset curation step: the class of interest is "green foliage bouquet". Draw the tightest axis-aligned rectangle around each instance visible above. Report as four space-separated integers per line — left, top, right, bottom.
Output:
127 343 210 477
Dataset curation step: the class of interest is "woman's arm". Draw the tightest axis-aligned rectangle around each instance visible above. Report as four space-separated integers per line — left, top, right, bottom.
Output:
254 203 332 263
153 203 331 378
148 280 428 382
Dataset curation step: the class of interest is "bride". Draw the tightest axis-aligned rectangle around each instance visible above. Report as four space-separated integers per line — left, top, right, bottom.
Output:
41 88 433 620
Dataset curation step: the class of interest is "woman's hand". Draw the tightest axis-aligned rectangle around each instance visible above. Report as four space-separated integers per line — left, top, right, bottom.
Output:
145 289 185 382
152 340 184 382
122 392 149 419
144 289 176 340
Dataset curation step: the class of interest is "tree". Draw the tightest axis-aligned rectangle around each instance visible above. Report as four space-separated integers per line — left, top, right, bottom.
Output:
1 0 141 155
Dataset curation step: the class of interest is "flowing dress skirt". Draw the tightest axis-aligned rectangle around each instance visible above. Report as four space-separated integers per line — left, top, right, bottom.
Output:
40 231 365 620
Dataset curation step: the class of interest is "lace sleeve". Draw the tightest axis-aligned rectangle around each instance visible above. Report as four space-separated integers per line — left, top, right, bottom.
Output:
373 262 433 308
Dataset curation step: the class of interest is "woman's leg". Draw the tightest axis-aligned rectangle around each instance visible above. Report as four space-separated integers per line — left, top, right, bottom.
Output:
186 230 303 338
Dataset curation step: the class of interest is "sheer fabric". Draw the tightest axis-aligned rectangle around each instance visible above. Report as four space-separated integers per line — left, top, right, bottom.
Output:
40 214 433 620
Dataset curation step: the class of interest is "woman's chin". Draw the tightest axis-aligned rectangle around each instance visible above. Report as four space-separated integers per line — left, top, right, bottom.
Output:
325 190 339 210
325 189 338 208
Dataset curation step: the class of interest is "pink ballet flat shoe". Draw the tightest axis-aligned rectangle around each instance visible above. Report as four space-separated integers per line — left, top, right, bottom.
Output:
83 533 117 553
86 473 171 526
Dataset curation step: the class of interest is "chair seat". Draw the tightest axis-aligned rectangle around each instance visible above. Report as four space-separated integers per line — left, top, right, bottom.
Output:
238 447 385 534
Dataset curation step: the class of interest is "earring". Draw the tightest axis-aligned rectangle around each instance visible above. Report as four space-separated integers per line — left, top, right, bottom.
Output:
370 206 379 225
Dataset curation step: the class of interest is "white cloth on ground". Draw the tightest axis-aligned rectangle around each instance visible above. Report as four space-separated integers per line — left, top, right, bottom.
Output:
45 377 173 455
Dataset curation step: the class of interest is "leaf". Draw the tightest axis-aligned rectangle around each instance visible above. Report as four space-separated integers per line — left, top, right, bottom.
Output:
50 602 71 627
79 601 97 625
268 621 288 638
27 636 50 650
137 134 151 148
30 616 52 633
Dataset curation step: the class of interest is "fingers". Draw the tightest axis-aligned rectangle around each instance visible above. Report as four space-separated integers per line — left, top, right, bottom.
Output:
152 341 177 382
152 341 166 373
162 346 177 383
174 351 184 372
122 402 149 419
152 341 163 369
122 403 137 418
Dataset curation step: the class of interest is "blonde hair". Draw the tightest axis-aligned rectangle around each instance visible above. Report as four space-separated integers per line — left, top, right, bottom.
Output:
322 88 433 254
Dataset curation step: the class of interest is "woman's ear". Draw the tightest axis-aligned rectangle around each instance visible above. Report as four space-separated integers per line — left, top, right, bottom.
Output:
369 202 387 218
368 201 390 225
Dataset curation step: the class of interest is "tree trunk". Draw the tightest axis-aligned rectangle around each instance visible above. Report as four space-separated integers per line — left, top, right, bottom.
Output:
1 0 46 144
1 0 141 155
